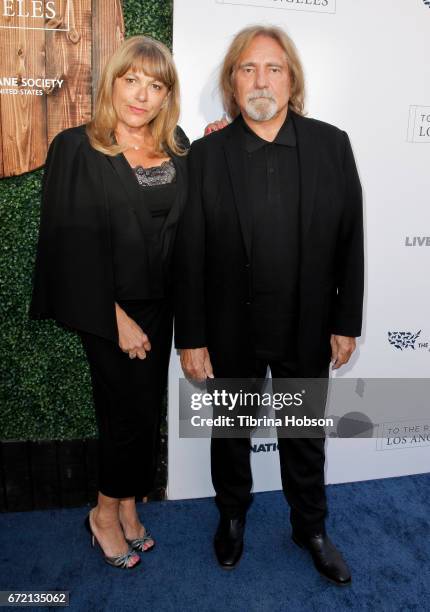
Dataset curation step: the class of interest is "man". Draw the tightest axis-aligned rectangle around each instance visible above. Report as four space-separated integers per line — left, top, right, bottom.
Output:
174 25 363 585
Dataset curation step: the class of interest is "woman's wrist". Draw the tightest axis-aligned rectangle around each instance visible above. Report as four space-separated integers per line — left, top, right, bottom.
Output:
115 302 128 322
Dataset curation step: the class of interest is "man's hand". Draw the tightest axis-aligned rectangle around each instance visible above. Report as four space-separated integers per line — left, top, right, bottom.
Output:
204 115 229 136
115 303 151 360
330 335 356 370
180 347 214 382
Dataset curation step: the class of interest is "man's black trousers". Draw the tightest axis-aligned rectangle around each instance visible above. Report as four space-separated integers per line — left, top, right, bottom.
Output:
210 356 329 535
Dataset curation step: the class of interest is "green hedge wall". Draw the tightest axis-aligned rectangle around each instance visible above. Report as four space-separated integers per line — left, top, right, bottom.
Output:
0 0 173 440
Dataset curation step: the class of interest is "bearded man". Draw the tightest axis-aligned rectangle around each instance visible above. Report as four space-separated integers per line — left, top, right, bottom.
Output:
174 25 364 585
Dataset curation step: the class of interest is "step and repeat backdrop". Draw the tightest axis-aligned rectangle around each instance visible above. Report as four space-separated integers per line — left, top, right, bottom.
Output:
0 0 125 178
167 0 430 500
1 0 428 503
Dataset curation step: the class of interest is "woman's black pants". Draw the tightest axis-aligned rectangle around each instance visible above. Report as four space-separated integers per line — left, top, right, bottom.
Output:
79 300 172 499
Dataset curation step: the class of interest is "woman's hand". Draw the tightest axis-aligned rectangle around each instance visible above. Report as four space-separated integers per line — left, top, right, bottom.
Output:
115 303 151 360
204 114 229 136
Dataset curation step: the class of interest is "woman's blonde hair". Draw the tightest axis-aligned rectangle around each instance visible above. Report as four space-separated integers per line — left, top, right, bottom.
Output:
220 25 306 119
86 35 185 156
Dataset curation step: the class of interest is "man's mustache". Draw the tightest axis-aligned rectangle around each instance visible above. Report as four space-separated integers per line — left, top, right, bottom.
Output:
246 90 276 103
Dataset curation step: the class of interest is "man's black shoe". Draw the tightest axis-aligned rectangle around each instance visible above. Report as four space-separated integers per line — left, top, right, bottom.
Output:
292 530 351 585
214 517 245 569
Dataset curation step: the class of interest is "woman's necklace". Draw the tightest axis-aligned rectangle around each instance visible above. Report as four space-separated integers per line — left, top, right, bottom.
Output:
120 142 145 151
114 131 147 151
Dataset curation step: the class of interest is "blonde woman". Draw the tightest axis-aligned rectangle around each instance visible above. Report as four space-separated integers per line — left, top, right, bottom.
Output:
31 36 189 569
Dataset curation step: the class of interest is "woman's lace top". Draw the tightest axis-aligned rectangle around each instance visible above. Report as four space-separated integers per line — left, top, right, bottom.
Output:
133 159 176 187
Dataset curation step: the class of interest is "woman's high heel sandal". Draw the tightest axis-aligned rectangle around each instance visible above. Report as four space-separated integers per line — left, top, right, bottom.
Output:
84 513 141 569
125 529 155 553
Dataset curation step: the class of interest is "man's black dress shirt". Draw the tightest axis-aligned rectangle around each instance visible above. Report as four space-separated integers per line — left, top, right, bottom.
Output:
241 112 300 361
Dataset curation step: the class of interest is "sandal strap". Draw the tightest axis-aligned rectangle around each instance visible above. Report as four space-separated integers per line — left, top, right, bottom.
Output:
126 532 154 550
105 547 138 568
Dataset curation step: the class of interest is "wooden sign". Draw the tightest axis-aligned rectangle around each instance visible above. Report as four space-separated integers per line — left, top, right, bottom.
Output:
0 0 125 177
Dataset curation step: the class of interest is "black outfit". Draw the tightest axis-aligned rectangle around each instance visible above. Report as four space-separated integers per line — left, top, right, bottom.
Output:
79 299 172 498
244 114 300 361
31 125 188 343
110 160 178 300
174 111 363 533
31 126 189 498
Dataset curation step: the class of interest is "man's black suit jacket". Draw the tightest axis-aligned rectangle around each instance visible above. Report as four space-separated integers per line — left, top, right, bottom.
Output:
174 111 364 376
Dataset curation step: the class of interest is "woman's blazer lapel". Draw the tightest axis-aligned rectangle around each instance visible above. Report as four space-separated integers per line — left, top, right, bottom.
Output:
104 150 187 242
164 152 187 230
105 152 155 237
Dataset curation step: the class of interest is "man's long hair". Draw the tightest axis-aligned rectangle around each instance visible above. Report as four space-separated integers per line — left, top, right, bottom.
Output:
220 25 306 119
86 35 185 156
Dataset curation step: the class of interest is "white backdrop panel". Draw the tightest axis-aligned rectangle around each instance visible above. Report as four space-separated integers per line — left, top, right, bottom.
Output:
168 0 430 500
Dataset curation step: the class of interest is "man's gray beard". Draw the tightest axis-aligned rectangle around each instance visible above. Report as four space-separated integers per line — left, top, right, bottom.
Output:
245 97 278 121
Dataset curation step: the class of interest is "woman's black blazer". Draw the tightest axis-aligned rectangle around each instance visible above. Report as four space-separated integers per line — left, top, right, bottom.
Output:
30 124 189 343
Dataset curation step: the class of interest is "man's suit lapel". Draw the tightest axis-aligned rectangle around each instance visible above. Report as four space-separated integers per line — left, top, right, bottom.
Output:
223 113 319 260
290 111 320 239
223 119 252 261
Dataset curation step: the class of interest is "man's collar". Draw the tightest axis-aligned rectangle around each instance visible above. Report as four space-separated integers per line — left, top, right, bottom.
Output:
241 111 297 152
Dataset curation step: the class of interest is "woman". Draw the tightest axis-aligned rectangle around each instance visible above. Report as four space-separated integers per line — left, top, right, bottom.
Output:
30 36 189 569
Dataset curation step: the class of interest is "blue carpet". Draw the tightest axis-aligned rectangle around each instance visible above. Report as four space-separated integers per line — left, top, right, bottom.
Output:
1 474 430 611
